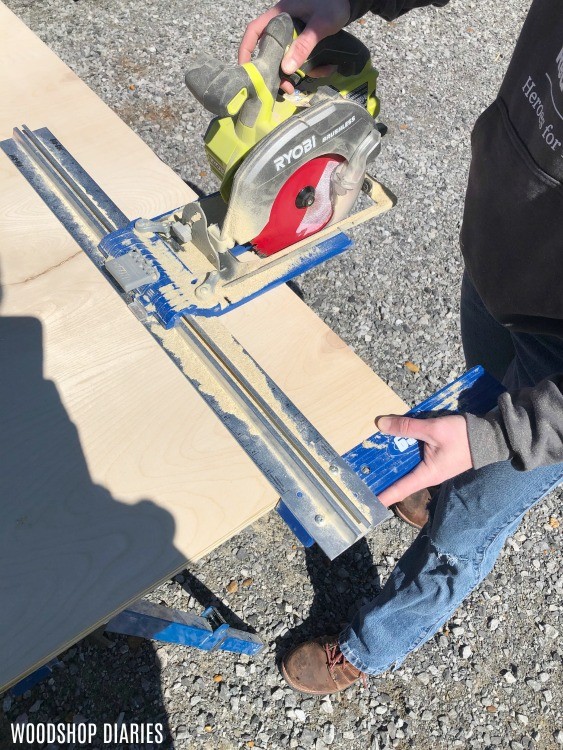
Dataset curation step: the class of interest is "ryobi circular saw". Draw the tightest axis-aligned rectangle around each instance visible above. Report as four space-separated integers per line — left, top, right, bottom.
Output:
101 14 395 322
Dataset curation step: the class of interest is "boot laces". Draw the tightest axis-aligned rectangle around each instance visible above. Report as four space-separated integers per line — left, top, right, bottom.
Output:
324 641 368 687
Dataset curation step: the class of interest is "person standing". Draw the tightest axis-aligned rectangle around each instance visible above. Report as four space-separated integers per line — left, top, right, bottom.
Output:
240 0 563 695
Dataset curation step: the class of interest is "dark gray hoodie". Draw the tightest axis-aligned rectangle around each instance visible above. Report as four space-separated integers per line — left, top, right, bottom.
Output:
348 0 563 470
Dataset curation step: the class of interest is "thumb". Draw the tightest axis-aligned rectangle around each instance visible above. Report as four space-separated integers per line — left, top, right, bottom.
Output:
282 21 327 74
377 415 434 443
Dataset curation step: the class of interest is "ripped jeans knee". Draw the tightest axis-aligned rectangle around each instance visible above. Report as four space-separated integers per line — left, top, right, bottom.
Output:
431 540 466 568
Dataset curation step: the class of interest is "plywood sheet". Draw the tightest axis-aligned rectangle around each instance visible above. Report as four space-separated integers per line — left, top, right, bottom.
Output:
0 3 407 692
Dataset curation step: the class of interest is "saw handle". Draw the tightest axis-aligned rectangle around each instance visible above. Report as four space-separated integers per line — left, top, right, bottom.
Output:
184 13 370 124
184 14 294 126
184 57 253 118
237 13 295 128
238 14 372 125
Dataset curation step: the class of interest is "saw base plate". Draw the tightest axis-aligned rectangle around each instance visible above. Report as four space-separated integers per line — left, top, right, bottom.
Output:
99 176 396 326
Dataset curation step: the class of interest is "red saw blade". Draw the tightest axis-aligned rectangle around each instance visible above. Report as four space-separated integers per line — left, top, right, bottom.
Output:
251 155 344 257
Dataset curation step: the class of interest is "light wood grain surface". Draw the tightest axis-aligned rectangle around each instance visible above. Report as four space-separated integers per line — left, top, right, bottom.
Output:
0 2 407 692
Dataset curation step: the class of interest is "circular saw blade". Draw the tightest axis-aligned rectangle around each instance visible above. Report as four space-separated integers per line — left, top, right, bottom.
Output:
251 155 344 257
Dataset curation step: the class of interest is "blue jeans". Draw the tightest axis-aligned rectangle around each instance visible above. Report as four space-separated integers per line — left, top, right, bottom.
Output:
339 273 563 675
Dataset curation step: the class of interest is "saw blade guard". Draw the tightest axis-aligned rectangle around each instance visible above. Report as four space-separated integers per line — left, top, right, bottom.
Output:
251 154 345 256
329 128 381 226
219 91 381 248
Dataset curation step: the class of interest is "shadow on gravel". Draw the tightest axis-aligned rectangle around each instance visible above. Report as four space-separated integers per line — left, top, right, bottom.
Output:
179 568 258 635
274 538 382 664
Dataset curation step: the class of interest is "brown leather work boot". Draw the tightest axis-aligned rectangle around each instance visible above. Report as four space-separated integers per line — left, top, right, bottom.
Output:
281 636 367 695
391 488 433 530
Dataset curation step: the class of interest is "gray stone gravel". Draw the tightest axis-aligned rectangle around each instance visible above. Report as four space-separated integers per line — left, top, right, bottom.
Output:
1 0 563 748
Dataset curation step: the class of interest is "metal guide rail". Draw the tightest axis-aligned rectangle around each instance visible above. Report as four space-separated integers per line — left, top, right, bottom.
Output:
1 125 389 560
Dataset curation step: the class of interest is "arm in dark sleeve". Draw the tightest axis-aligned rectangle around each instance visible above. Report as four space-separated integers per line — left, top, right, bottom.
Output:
465 374 563 470
348 0 450 23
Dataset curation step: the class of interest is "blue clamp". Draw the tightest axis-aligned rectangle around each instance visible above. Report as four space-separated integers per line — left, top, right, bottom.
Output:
99 218 354 326
277 365 505 548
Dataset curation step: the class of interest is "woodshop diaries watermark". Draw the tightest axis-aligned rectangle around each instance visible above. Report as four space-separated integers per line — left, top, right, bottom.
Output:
10 720 165 746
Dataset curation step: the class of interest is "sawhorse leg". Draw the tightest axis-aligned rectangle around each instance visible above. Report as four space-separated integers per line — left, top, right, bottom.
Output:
104 599 264 656
9 658 60 697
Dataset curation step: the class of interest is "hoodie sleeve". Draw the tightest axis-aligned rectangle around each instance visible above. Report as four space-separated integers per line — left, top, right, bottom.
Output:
465 374 563 470
348 0 450 24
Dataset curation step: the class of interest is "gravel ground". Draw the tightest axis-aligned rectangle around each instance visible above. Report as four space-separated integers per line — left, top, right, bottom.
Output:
2 0 563 748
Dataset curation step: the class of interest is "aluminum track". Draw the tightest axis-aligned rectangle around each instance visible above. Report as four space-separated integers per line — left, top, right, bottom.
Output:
1 125 389 559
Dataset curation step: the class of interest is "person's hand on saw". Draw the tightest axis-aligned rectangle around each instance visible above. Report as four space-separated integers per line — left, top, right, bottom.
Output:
239 0 351 92
376 414 473 507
